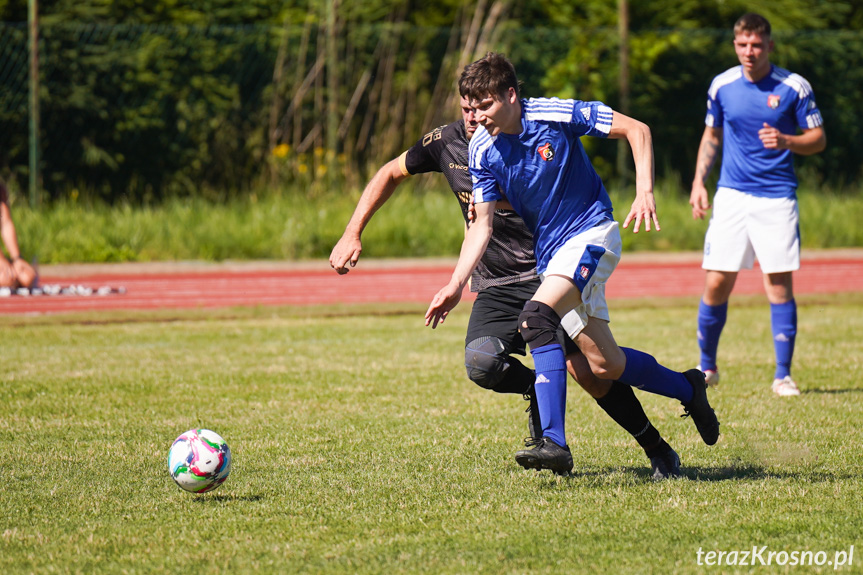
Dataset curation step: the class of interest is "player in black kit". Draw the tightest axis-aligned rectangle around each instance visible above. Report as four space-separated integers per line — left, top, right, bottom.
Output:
330 96 681 479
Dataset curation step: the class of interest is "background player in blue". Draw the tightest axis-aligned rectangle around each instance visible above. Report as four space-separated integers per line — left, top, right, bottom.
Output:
331 95 683 480
426 52 720 474
689 13 826 397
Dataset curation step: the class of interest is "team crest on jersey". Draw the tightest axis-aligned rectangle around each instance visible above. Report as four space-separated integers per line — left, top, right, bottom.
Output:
767 95 781 109
579 265 590 279
537 143 555 161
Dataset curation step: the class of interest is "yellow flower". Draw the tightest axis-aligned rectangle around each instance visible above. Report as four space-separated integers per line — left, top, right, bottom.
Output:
272 143 290 158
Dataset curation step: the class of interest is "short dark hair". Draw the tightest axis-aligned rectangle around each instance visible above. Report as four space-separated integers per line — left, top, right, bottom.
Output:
734 13 771 37
458 52 520 103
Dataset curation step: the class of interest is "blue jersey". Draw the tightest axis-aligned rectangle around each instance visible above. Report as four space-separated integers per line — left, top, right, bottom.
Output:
469 98 614 274
706 65 823 198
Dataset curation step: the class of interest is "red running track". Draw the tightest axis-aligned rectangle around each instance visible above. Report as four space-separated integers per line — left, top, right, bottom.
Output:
1 251 862 315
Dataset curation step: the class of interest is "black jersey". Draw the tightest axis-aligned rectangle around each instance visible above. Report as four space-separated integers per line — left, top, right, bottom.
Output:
399 120 537 292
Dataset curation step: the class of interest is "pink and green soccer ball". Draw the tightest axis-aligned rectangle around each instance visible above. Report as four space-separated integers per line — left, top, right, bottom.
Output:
168 429 232 493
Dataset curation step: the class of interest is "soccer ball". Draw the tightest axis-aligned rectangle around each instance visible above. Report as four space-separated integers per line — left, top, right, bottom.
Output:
168 429 232 493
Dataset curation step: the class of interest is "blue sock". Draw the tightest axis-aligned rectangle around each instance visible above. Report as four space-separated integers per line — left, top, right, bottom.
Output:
619 347 694 403
530 343 567 447
697 300 727 372
771 300 797 379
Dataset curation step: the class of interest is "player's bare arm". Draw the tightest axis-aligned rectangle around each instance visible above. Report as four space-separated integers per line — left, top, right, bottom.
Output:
330 157 408 274
425 201 496 329
0 190 34 287
690 126 723 220
758 124 826 155
608 111 659 233
0 185 22 261
466 197 514 222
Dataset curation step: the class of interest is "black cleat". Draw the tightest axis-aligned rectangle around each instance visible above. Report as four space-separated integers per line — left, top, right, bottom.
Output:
649 445 682 481
681 369 720 445
515 437 573 474
523 387 543 440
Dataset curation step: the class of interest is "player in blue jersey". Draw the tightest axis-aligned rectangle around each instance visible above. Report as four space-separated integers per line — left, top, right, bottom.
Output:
690 13 826 397
425 53 719 474
331 95 683 480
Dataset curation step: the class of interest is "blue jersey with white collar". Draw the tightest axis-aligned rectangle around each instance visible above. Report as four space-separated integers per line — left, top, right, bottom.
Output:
706 64 823 198
469 98 614 274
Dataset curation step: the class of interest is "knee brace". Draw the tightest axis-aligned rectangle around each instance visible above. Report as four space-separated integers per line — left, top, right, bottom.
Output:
465 336 510 389
518 300 561 350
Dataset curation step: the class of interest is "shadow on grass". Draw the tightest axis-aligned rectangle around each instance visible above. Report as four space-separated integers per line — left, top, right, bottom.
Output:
623 464 782 482
801 388 863 394
192 494 263 503
535 463 850 486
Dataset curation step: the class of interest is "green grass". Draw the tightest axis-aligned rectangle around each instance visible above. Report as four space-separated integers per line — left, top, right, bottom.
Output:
10 178 863 264
1 294 862 573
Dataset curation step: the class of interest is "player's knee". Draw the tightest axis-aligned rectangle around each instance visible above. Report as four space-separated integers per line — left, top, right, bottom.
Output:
465 337 510 389
566 354 612 398
518 300 561 349
590 362 623 381
590 351 627 381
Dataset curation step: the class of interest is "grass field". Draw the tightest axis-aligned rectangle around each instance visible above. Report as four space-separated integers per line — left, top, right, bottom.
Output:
1 294 862 574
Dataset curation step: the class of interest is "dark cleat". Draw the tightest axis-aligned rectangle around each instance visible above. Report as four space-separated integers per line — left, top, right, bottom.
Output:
649 445 682 481
681 369 720 445
523 387 543 440
515 437 573 474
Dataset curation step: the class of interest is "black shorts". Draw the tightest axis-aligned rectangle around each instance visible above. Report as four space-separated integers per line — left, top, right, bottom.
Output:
465 279 580 357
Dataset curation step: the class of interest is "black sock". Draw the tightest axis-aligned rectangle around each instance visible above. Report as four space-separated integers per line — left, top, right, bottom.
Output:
490 355 535 395
595 380 662 455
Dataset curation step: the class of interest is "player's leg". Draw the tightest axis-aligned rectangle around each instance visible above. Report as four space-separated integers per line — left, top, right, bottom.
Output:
519 219 624 453
749 194 801 396
566 349 681 479
515 219 633 473
764 272 797 392
698 187 755 385
464 281 543 434
523 272 589 437
698 270 736 385
512 275 579 473
575 318 720 446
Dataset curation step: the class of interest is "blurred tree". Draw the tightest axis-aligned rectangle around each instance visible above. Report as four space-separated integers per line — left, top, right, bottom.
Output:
0 0 860 201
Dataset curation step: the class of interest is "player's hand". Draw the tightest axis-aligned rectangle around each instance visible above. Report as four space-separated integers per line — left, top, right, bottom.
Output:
759 123 786 150
11 258 35 288
622 191 660 233
467 198 476 223
424 282 463 329
689 183 711 220
329 235 362 275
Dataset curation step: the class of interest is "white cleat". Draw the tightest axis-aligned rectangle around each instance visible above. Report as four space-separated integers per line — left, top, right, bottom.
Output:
696 365 720 388
771 376 801 397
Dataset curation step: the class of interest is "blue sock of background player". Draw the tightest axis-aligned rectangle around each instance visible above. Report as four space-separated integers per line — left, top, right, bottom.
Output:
697 300 727 372
770 299 797 379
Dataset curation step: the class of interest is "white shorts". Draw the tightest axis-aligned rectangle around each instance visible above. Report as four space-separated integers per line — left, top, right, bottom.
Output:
543 219 622 340
703 187 800 274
